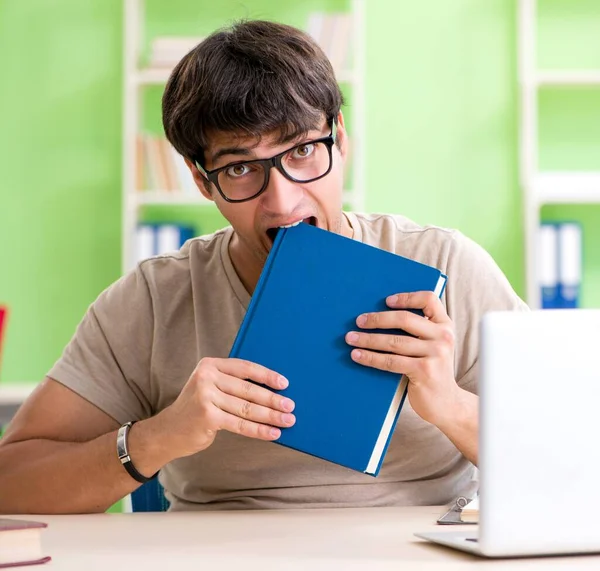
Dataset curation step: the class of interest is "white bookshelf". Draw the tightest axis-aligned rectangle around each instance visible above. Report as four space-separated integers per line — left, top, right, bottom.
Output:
518 0 600 308
122 0 366 274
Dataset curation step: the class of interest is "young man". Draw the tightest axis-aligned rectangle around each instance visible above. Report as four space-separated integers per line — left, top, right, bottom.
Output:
0 20 526 513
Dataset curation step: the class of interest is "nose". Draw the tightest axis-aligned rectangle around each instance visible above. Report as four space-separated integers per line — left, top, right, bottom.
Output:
260 166 304 215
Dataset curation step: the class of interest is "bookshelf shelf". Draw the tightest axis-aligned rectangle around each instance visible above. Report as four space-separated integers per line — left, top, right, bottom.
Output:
134 67 358 86
123 0 366 274
131 189 360 208
535 70 600 87
132 192 212 206
534 172 600 205
133 68 171 85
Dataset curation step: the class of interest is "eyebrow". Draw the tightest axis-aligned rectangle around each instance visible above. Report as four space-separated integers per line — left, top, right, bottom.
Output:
211 147 254 164
209 126 324 167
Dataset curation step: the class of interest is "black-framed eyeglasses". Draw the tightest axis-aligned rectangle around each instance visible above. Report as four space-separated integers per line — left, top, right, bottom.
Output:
194 119 338 203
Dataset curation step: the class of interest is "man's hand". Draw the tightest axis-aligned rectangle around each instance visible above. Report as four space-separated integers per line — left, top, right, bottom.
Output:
344 291 459 428
154 357 296 459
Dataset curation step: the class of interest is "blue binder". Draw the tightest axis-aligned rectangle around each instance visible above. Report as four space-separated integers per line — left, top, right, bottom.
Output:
556 222 582 309
538 223 560 309
229 223 447 475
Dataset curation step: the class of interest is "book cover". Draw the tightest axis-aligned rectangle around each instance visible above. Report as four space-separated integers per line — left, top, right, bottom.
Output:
229 223 447 476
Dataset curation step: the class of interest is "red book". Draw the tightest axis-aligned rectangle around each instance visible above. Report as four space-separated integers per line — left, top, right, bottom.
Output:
0 306 7 375
0 518 51 568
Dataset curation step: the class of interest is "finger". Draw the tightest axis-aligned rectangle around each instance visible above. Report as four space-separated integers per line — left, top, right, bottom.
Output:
215 392 296 428
385 291 450 324
350 348 419 375
356 309 438 339
218 409 283 441
345 330 430 357
217 358 288 391
216 373 295 413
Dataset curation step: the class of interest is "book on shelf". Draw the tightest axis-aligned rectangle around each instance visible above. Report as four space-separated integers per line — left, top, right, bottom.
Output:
137 134 197 195
147 18 353 76
136 224 195 262
537 222 582 309
306 12 353 77
538 223 560 309
0 518 51 568
229 222 447 475
557 222 582 309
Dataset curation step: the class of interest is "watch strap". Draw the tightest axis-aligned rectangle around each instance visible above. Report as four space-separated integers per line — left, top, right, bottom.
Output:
117 421 158 484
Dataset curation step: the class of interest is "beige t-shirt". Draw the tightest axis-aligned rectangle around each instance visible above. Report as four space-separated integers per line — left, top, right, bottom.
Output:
48 212 527 511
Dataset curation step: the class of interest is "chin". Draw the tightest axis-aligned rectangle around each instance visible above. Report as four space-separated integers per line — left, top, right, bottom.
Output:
264 216 318 248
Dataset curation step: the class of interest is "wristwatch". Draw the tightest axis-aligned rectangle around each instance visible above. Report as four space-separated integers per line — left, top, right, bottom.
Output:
117 421 158 484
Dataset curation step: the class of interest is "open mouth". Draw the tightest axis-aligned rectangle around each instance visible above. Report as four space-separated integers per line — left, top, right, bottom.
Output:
266 216 317 243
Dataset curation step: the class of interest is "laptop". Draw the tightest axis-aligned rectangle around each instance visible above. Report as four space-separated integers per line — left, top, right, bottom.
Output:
415 309 600 558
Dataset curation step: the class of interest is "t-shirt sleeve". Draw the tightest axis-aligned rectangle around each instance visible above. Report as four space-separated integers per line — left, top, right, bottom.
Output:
444 231 529 394
47 264 154 424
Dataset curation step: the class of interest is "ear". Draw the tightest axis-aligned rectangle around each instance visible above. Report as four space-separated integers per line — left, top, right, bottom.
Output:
184 157 214 202
335 110 349 162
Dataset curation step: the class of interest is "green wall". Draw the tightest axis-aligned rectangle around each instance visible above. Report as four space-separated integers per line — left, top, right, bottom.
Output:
1 0 599 384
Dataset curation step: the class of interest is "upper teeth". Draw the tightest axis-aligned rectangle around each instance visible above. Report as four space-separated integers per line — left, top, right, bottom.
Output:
278 220 303 229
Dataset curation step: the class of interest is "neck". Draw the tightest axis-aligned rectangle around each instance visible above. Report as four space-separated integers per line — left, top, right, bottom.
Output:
229 234 263 295
229 213 354 295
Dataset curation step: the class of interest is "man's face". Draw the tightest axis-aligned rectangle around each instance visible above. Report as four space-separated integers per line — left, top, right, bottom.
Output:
189 113 350 267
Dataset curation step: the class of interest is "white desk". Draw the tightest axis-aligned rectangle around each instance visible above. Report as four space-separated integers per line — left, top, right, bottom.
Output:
19 506 600 570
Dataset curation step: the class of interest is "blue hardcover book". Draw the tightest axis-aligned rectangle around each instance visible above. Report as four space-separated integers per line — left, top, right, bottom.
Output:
229 223 447 475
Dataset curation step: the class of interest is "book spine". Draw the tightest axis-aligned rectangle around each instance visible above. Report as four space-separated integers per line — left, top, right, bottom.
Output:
229 229 288 357
371 385 409 477
367 374 409 476
435 273 447 298
557 222 582 309
538 223 560 309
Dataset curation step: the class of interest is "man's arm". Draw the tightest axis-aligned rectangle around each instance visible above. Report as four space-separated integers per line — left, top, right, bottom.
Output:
0 378 176 514
0 357 295 514
432 387 478 465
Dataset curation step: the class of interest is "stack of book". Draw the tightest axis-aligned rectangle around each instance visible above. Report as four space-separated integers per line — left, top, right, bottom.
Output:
136 224 195 263
136 135 198 195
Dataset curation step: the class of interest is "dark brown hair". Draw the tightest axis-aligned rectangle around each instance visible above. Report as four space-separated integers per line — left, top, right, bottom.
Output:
162 20 344 165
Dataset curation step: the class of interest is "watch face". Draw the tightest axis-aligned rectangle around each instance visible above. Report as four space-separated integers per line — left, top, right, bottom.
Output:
117 425 129 460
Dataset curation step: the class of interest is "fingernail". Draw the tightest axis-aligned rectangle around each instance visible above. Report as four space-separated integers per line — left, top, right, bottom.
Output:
347 332 359 343
281 398 295 412
387 295 398 305
282 414 295 425
356 314 367 327
270 428 281 438
353 350 362 359
278 376 289 388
